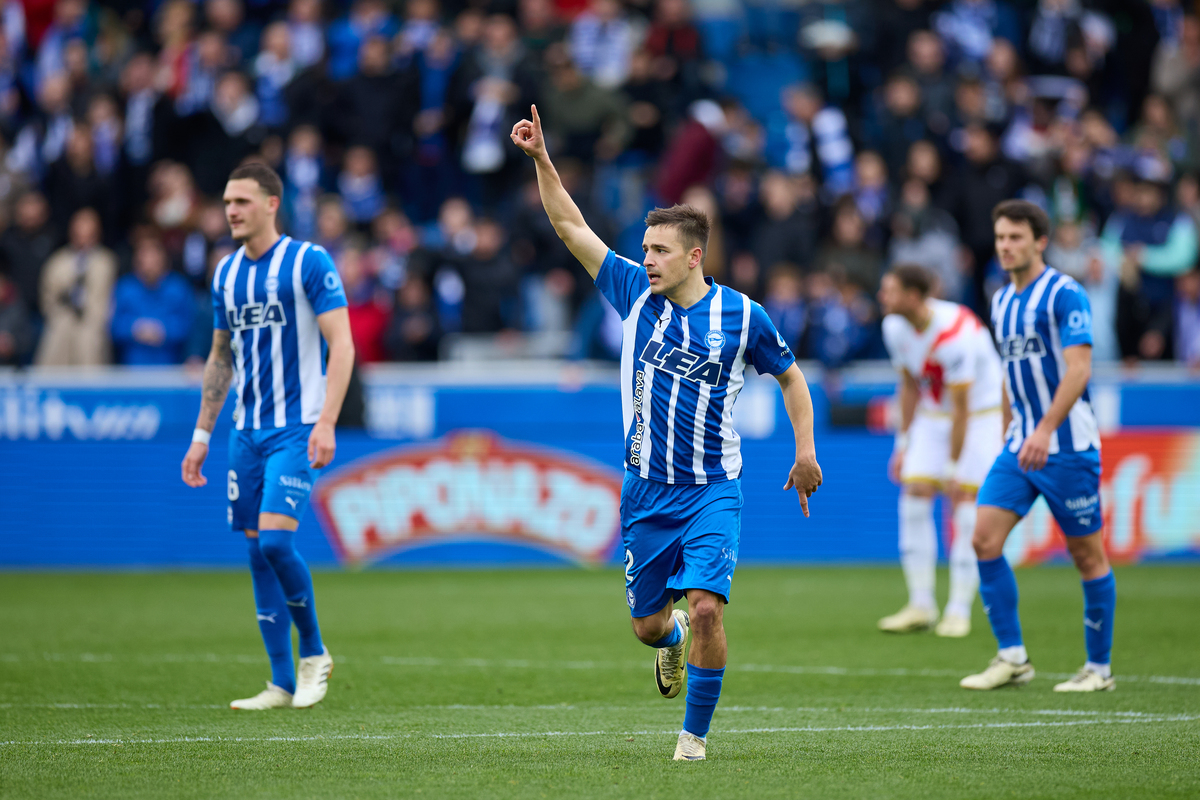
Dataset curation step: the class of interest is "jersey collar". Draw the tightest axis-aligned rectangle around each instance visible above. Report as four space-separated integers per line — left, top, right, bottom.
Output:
245 235 288 264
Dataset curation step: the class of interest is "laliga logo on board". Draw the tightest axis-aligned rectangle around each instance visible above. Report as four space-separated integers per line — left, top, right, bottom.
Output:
311 431 623 565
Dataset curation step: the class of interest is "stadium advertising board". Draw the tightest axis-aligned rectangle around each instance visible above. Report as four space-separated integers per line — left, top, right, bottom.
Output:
311 431 623 566
1005 432 1200 564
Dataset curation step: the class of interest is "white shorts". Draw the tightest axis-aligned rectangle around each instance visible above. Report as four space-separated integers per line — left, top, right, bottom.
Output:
900 410 1004 492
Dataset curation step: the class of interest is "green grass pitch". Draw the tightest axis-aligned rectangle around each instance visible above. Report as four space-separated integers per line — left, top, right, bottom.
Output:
2 565 1198 799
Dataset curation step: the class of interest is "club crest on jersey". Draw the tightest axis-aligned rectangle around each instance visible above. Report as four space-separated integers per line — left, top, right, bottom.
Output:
1000 333 1046 360
704 329 727 349
226 301 287 330
639 340 723 386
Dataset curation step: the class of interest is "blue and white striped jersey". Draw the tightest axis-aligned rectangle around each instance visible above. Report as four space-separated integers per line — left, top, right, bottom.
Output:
212 236 348 431
990 265 1100 455
596 250 796 484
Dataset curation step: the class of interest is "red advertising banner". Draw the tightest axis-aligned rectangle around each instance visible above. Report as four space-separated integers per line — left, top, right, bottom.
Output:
311 431 624 566
1007 432 1200 564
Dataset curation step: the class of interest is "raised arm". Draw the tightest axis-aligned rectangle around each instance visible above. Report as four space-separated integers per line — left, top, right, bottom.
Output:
775 362 823 517
510 105 609 279
308 307 355 469
181 329 234 487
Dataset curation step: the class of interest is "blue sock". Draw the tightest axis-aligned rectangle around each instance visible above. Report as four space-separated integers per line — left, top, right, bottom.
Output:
1082 571 1116 665
650 618 682 648
247 537 295 694
682 665 724 738
977 556 1024 649
258 529 324 658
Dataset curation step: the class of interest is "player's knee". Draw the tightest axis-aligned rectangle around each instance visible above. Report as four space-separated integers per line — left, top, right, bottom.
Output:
688 596 723 637
630 615 667 645
257 530 292 564
1067 538 1108 577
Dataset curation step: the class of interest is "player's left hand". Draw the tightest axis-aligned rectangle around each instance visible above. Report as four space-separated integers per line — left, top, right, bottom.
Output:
1018 427 1051 471
784 452 823 518
308 421 336 469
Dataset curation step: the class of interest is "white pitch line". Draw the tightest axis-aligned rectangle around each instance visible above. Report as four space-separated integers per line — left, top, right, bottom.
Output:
4 653 1200 687
1 703 1175 719
3 713 1199 747
0 703 227 710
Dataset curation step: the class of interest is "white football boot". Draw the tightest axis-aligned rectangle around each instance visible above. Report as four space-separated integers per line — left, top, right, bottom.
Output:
935 614 971 638
673 731 706 761
293 647 334 708
878 604 938 633
230 682 293 710
1053 667 1115 692
654 610 690 699
960 656 1035 690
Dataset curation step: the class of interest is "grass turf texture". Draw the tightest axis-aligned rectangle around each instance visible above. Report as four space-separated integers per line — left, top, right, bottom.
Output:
1 566 1198 799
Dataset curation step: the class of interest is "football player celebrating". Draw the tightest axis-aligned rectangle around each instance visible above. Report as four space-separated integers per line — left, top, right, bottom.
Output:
878 264 1004 637
961 200 1115 692
512 106 823 761
182 163 354 709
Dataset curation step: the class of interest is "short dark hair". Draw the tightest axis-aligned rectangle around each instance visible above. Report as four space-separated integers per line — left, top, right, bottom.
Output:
228 162 284 200
992 199 1050 240
644 204 711 258
887 263 936 297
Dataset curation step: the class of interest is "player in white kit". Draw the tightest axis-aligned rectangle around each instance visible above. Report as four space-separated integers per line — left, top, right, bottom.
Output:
877 265 1004 637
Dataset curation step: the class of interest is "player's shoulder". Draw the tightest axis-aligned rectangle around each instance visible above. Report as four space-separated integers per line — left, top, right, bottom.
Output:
210 248 242 293
1046 268 1087 302
881 312 910 341
719 283 763 326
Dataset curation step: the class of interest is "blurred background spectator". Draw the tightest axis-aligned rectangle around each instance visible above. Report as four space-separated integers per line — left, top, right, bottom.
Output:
0 0 1194 370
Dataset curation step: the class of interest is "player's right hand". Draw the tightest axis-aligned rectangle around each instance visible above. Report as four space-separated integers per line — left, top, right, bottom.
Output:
888 450 904 484
182 441 209 487
510 104 546 159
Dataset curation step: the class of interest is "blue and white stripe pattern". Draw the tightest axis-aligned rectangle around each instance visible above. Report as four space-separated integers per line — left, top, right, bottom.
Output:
598 250 795 484
989 266 1100 455
212 236 348 430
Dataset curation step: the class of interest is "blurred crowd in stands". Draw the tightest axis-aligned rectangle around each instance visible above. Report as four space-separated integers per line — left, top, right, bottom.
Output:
0 0 1199 371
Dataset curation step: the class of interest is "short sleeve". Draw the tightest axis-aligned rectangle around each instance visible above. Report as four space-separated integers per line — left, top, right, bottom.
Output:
936 333 976 386
211 257 230 330
881 315 906 372
302 244 349 316
1053 280 1093 349
594 250 650 319
745 301 796 376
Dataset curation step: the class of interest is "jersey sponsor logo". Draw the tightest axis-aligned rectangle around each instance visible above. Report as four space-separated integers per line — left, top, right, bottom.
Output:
1067 310 1090 330
704 329 727 349
323 271 342 291
1000 333 1047 360
226 301 287 331
639 340 723 387
311 432 623 566
629 370 647 467
265 276 280 293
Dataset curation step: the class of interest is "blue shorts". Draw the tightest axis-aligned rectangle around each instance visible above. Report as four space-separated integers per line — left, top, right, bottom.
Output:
977 447 1102 537
620 472 742 618
227 424 319 531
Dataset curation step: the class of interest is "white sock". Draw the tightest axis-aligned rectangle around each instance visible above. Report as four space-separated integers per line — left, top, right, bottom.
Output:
999 645 1028 665
946 501 979 619
1086 661 1112 678
899 494 937 610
